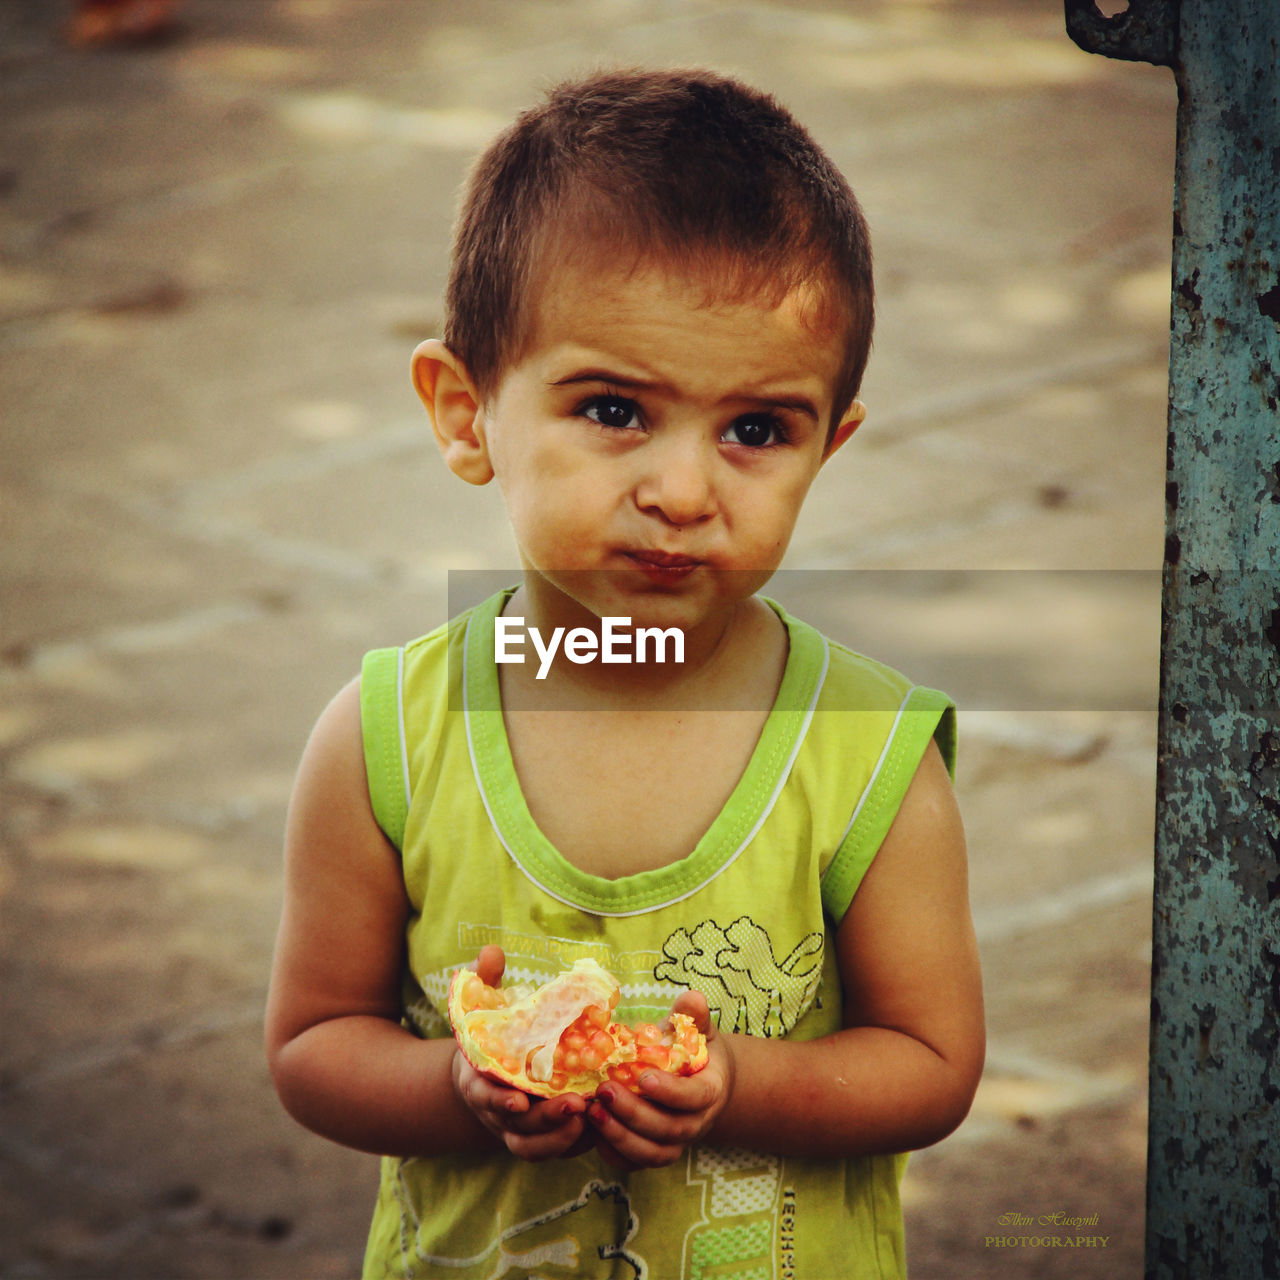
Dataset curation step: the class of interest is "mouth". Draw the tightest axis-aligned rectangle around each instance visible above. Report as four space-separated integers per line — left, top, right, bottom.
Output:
626 550 703 568
621 549 705 583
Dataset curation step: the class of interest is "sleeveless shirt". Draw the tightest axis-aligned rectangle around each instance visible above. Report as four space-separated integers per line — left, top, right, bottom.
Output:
359 589 955 1280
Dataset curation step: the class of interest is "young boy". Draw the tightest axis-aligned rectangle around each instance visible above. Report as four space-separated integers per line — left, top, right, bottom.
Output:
266 68 984 1279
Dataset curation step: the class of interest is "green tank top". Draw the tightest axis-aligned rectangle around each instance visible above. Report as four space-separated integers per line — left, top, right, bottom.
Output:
359 589 954 1280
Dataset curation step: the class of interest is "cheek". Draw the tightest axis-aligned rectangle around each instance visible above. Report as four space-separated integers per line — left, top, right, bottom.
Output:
730 471 816 542
492 436 580 515
502 469 611 555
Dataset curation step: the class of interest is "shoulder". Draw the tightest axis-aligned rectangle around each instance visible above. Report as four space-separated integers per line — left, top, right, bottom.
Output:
821 637 916 711
357 593 500 726
768 607 959 920
773 604 956 775
291 677 371 827
393 588 516 694
773 604 954 764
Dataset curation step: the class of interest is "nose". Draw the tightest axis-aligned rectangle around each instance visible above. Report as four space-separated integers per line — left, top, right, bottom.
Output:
633 433 718 527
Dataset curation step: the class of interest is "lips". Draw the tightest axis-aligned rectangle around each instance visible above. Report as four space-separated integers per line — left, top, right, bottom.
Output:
626 550 703 569
621 549 705 584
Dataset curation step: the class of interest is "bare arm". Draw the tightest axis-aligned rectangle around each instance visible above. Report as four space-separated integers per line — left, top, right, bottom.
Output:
587 740 985 1163
264 679 501 1157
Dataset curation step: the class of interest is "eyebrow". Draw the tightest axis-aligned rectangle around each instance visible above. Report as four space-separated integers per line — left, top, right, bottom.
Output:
550 369 660 391
549 369 821 422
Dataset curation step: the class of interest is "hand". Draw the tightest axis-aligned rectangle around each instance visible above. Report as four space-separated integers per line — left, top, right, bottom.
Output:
586 991 734 1169
449 945 593 1162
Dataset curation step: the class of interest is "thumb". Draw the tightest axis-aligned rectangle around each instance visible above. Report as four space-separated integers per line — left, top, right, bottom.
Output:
670 988 713 1036
474 944 506 988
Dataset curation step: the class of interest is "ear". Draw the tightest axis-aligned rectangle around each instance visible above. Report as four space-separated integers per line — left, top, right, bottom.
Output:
821 398 866 463
411 339 494 485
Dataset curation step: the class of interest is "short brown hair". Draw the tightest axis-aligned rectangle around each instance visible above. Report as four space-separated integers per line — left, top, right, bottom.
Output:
444 67 874 436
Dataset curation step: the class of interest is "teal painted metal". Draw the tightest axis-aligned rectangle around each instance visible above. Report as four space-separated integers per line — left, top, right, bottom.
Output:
1068 3 1280 1277
1065 0 1178 66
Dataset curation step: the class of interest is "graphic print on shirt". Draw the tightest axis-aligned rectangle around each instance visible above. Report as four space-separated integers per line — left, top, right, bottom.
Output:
411 918 822 1044
396 1170 647 1279
654 917 824 1037
682 1145 787 1280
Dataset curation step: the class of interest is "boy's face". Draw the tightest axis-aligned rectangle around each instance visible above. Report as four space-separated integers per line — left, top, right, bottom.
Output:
423 255 863 637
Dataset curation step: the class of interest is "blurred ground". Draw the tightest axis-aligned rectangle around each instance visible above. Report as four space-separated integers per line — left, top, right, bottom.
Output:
0 1 1175 1276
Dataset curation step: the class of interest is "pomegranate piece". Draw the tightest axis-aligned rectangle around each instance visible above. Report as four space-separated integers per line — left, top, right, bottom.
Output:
448 957 708 1098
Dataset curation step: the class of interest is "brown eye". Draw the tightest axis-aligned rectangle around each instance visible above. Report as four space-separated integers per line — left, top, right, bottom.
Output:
724 415 784 447
582 396 638 430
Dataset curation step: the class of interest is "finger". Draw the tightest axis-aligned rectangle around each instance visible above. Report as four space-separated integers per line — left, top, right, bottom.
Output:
489 1091 588 1138
473 944 506 988
594 1134 640 1172
669 988 711 1033
516 1093 588 1133
462 1070 531 1119
633 1066 721 1115
453 1052 530 1114
590 1084 703 1147
506 1113 589 1163
586 1096 684 1168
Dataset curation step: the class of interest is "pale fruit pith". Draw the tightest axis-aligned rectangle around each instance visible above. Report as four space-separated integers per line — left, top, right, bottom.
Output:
448 957 708 1098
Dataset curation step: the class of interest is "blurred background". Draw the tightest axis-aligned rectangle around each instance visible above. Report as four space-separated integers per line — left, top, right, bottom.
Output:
0 1 1173 1275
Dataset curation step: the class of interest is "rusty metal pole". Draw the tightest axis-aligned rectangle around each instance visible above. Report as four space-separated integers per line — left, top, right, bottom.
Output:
1066 2 1280 1277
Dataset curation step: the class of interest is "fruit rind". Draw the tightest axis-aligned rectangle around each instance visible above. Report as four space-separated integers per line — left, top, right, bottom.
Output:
448 957 709 1098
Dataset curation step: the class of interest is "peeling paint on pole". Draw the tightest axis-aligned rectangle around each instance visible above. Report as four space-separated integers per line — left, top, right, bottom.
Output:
1068 2 1280 1277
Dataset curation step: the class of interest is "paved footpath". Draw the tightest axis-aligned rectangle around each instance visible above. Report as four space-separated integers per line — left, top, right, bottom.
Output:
1 2 1174 1276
